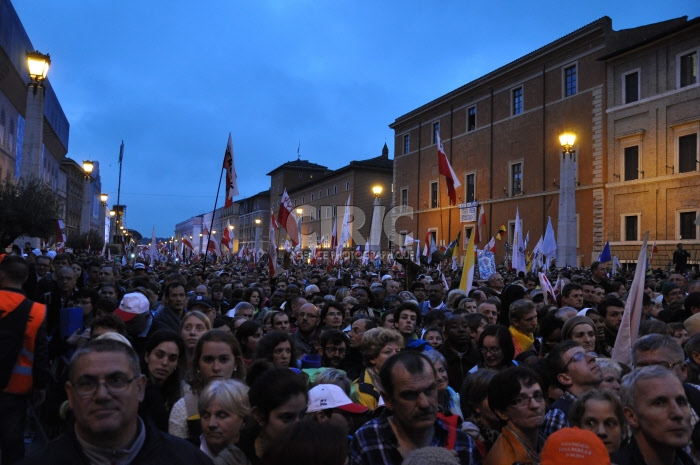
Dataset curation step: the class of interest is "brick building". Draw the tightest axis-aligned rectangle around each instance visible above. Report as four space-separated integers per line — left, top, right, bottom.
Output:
390 16 699 268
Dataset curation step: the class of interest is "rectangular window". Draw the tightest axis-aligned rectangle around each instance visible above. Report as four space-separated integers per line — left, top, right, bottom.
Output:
317 208 321 220
403 134 410 154
301 196 305 204
333 205 337 217
430 181 438 208
346 181 350 191
680 51 698 88
334 185 337 194
310 210 314 220
466 173 475 202
326 207 330 218
624 146 639 181
311 193 314 201
624 71 639 104
511 163 522 195
433 122 440 144
564 65 577 97
680 212 698 240
401 188 408 211
467 107 476 131
679 134 698 173
624 215 638 241
512 87 523 115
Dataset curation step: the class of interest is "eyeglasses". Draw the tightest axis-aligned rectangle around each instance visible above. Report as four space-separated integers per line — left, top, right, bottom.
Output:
71 374 140 397
324 346 346 355
511 391 545 407
563 351 597 372
633 360 685 370
480 347 502 355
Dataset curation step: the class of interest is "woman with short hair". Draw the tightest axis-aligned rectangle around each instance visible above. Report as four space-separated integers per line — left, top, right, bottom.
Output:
198 379 251 464
354 327 404 411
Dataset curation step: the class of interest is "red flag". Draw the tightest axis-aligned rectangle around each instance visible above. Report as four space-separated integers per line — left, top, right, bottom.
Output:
221 227 231 251
223 133 238 207
182 238 193 249
330 219 337 250
437 134 461 206
277 188 299 246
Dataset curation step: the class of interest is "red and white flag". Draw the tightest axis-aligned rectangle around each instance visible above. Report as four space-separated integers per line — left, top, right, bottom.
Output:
538 272 555 305
437 134 461 206
483 236 496 253
277 188 299 246
223 133 238 207
476 205 486 244
182 238 194 249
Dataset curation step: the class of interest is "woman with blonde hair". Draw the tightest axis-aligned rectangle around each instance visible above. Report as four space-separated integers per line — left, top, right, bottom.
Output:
198 379 251 464
354 327 405 410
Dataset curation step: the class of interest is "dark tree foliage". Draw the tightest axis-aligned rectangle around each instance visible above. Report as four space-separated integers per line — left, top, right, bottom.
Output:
0 176 64 247
66 229 105 252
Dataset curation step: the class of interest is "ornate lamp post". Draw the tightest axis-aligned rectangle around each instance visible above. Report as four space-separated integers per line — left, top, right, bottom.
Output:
20 51 51 179
557 132 578 268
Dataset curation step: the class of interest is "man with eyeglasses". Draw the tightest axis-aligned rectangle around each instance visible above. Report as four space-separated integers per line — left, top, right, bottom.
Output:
542 340 602 438
631 334 700 426
21 338 210 464
291 303 321 355
319 329 349 369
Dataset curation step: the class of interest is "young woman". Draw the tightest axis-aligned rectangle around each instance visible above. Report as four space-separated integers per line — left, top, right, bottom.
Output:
180 311 212 379
236 320 264 366
238 368 309 464
570 389 625 456
255 331 297 369
422 326 444 349
168 329 245 441
140 330 185 431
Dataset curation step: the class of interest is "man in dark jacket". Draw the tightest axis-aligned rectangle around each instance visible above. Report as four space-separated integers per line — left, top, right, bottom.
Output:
439 314 481 390
20 337 211 465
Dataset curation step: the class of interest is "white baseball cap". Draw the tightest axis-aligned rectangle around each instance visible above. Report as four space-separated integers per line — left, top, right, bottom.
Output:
307 384 368 414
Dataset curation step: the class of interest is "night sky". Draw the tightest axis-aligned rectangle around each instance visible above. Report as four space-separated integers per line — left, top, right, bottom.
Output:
13 0 699 238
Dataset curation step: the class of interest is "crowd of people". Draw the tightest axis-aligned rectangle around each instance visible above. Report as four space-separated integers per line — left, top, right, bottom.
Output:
1 246 699 465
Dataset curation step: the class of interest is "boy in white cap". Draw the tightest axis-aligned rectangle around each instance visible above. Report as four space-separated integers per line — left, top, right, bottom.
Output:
307 384 368 436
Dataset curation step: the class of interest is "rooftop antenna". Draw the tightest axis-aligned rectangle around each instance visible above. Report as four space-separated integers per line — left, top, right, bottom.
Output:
297 140 301 160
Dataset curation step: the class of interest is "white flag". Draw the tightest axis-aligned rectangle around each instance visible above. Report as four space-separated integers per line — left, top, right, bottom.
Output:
512 208 527 275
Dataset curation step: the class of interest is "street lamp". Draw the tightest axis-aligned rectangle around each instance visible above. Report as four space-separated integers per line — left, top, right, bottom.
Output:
82 160 94 181
20 50 51 180
26 50 50 92
109 210 116 217
100 193 108 206
556 131 578 267
369 185 384 257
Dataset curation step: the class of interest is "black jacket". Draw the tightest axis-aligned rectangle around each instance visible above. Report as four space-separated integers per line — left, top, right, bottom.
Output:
612 436 694 465
20 417 212 465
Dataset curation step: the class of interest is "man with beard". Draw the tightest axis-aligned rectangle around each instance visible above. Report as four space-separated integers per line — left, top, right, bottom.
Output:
291 303 321 355
350 351 480 465
439 314 481 391
318 329 349 369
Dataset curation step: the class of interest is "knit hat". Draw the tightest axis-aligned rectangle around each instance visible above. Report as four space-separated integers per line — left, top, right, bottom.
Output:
541 427 610 465
561 316 597 340
307 384 368 414
114 292 151 322
662 282 679 296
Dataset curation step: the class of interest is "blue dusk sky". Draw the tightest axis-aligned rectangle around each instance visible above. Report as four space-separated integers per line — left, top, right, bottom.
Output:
13 0 699 238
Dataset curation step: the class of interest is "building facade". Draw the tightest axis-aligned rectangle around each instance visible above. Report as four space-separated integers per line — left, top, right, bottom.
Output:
391 16 699 268
603 17 700 264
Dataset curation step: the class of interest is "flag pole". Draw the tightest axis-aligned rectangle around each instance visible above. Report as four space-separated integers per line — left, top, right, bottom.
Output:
202 161 226 272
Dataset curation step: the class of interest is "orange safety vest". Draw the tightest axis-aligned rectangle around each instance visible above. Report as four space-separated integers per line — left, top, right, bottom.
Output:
1 291 46 395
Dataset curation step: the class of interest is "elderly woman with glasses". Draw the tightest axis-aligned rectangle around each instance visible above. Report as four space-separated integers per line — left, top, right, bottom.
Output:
485 366 546 465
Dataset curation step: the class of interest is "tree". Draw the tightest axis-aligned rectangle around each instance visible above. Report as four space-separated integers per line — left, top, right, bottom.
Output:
66 229 105 253
0 176 64 247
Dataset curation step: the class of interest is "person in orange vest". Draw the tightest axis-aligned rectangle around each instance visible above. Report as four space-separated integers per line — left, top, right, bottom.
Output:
0 255 48 464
